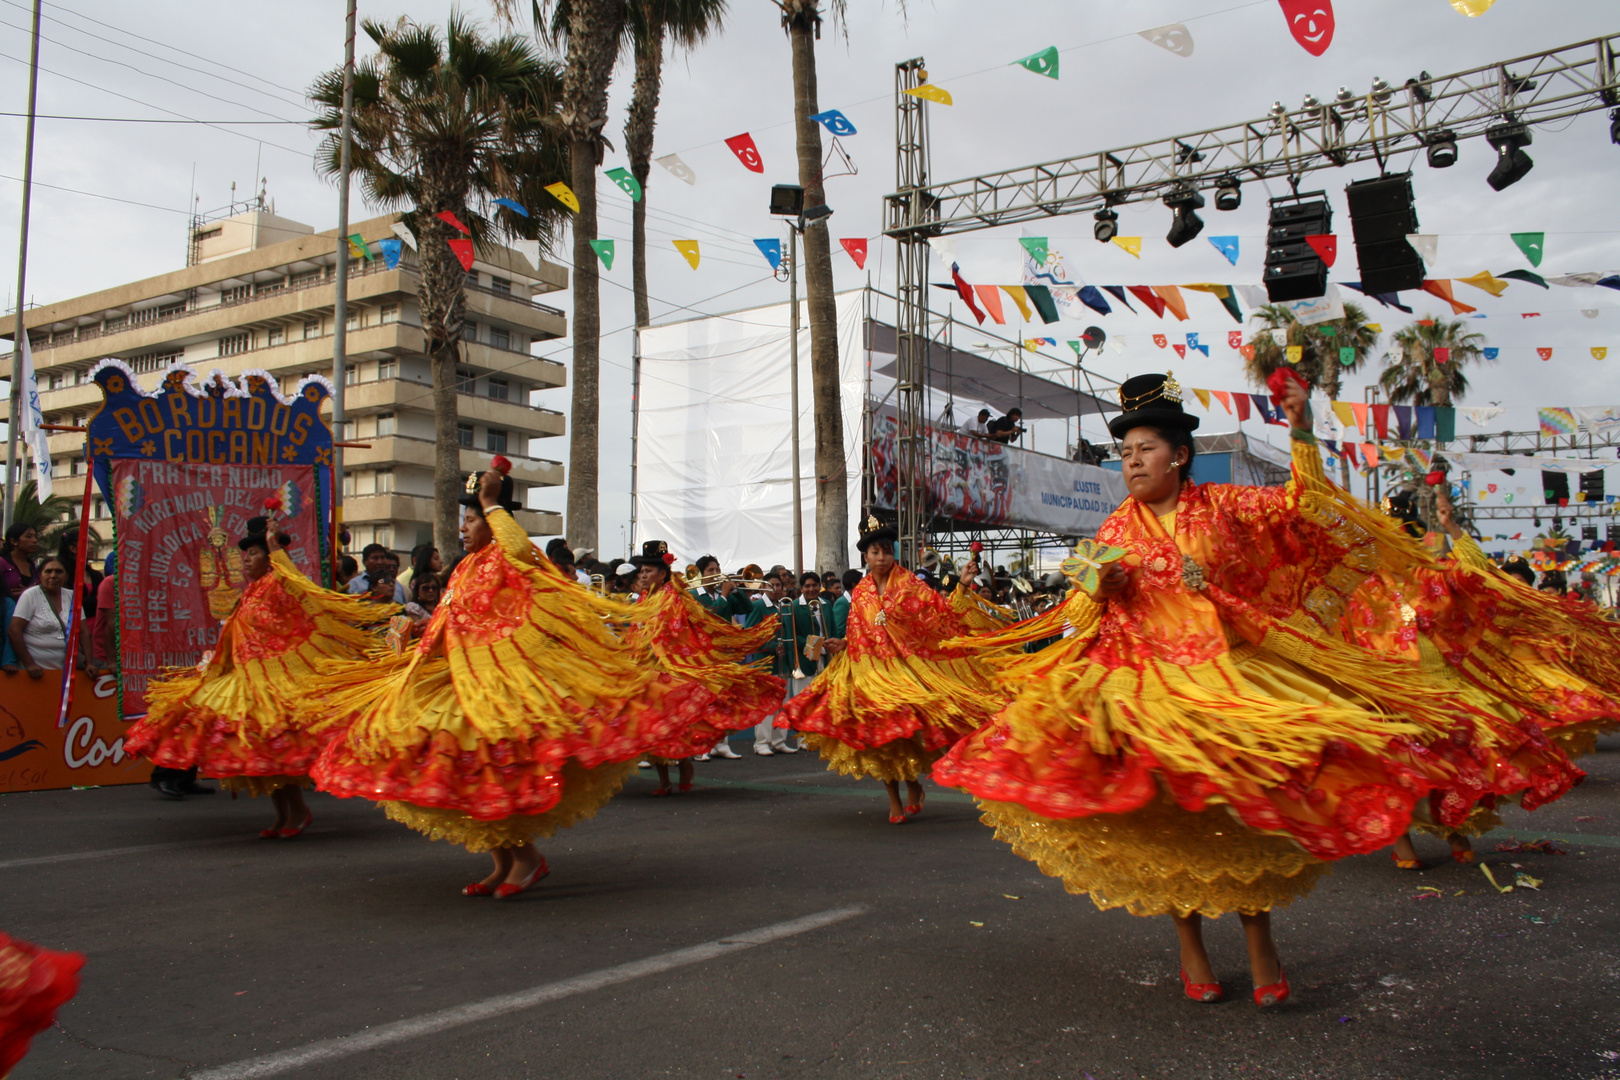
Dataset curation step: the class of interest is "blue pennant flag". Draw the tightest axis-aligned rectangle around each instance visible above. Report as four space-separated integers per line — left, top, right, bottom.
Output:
1186 332 1209 356
379 237 404 269
754 238 783 270
1483 347 1500 360
492 198 529 217
1077 285 1111 315
1208 235 1240 266
809 109 857 136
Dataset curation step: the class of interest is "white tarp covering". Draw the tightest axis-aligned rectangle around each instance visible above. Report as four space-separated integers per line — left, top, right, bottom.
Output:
636 291 867 570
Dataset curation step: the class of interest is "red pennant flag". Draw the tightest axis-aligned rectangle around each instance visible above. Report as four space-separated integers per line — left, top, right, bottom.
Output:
1172 343 1187 358
1343 442 1360 468
1420 279 1476 315
1521 312 1541 318
1128 286 1168 318
1537 347 1553 361
1277 0 1335 56
448 238 475 270
1152 334 1168 349
436 210 471 234
950 264 986 324
1233 394 1252 422
725 133 764 172
1305 234 1337 267
1239 343 1257 361
839 238 867 269
1228 331 1243 349
1371 403 1391 439
1211 390 1232 414
1433 346 1451 362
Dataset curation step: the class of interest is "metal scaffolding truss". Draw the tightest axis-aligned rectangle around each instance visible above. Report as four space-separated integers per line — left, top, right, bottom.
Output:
884 35 1619 238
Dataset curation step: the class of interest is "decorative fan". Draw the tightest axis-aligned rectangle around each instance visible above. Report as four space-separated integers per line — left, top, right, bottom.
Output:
1059 539 1129 595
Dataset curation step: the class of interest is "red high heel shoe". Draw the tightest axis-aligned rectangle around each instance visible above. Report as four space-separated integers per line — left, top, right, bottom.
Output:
888 813 907 824
904 802 923 816
1180 968 1223 1003
276 812 312 839
1253 968 1289 1007
678 782 694 793
1390 850 1422 871
1451 848 1476 865
258 826 280 839
494 857 550 900
462 882 494 897
651 787 671 797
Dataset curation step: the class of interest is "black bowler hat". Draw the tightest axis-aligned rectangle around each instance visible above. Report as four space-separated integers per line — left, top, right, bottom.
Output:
629 539 675 569
1108 371 1200 440
458 469 522 513
856 514 898 553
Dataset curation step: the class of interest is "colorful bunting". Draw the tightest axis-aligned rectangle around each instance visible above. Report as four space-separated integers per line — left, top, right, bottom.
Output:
1449 0 1495 14
1229 331 1244 349
1151 285 1189 322
1339 345 1355 365
1457 270 1509 296
725 133 764 172
1539 407 1576 436
589 238 615 269
1212 390 1232 414
1013 46 1060 79
492 197 529 217
656 153 697 185
1139 23 1194 57
1128 286 1166 318
1433 347 1451 362
1112 236 1142 258
1002 285 1034 322
1537 347 1552 361
809 109 857 136
1511 231 1545 267
1482 347 1499 360
902 83 953 105
346 234 371 261
1186 332 1208 356
1025 285 1061 324
1172 344 1187 358
1406 234 1438 265
1499 269 1547 288
1078 285 1112 316
1305 234 1337 267
1595 348 1609 360
753 238 782 270
1239 343 1256 361
1192 387 1211 410
946 264 982 323
1285 345 1303 363
840 237 867 269
605 167 643 202
1371 404 1391 439
1018 237 1049 265
544 182 580 212
1270 329 1288 347
391 222 417 250
1277 0 1335 56
379 237 403 269
1152 334 1168 349
974 285 1006 324
673 240 701 269
1233 394 1251 422
435 211 471 234
1209 235 1240 265
1103 285 1135 312
1420 279 1476 315
447 238 475 271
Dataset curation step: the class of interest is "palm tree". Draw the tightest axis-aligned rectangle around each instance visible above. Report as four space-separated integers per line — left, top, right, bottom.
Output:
774 0 848 575
4 479 85 549
1379 317 1491 407
311 15 568 559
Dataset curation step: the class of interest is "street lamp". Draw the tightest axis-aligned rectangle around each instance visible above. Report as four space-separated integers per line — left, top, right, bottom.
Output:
768 184 834 581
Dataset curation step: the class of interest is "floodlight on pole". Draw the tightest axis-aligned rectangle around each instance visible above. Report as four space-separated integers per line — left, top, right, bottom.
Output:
1092 208 1118 242
1425 129 1459 168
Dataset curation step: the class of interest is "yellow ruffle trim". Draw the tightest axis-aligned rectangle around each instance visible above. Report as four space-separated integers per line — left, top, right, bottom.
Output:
980 796 1328 918
801 733 943 783
381 759 635 852
216 774 310 797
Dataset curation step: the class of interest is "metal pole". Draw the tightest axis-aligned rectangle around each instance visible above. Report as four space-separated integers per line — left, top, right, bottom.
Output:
788 225 804 581
330 0 357 534
629 325 641 551
4 0 42 532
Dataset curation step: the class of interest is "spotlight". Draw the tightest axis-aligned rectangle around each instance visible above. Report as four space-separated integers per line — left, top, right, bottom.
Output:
1335 86 1356 107
1370 76 1393 105
1163 188 1205 248
1093 208 1119 243
802 203 834 224
1610 109 1620 146
1174 140 1205 165
1268 100 1288 124
1301 93 1321 111
1405 71 1434 103
1214 175 1242 211
1504 71 1538 96
1485 120 1533 190
769 184 805 217
1425 129 1459 168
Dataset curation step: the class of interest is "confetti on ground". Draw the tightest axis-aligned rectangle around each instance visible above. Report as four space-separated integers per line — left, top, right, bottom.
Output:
1412 886 1442 900
1574 816 1603 823
969 921 984 927
1524 914 1559 925
1002 894 1021 900
1514 872 1544 890
235 991 248 996
1480 864 1513 893
1493 838 1566 855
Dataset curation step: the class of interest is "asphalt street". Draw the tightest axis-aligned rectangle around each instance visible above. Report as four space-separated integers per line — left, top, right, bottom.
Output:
3 734 1619 1080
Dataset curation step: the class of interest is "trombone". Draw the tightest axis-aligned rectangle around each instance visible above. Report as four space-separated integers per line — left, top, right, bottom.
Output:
775 594 804 679
685 567 771 591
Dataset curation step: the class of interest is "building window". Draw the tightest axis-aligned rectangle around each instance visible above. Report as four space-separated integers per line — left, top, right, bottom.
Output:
380 302 399 324
377 358 397 380
70 457 82 477
291 270 321 290
193 226 222 242
48 372 64 390
461 321 478 343
464 270 479 287
346 309 361 331
93 498 107 520
218 333 250 356
267 326 284 347
490 276 511 295
376 413 396 437
486 428 508 453
222 284 251 304
488 326 511 351
342 472 356 497
458 423 473 448
345 365 361 386
487 378 509 401
375 469 394 494
374 525 393 549
456 367 476 392
129 348 183 374
303 321 321 340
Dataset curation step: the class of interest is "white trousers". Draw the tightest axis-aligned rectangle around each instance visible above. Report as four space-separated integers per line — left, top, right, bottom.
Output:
756 675 812 750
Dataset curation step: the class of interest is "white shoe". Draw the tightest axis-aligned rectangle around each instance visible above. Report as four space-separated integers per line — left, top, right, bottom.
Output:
693 754 711 762
754 747 775 756
637 760 651 768
776 743 800 754
712 745 742 760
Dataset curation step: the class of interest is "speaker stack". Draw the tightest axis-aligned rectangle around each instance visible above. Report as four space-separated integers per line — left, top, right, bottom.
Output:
1344 173 1425 294
1263 192 1332 302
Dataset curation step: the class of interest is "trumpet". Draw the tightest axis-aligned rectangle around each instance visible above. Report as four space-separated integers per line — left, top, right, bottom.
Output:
685 567 772 591
589 573 606 596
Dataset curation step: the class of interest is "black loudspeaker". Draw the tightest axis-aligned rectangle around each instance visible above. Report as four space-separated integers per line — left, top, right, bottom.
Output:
1580 470 1606 502
1542 471 1569 505
1264 194 1331 302
1345 173 1425 294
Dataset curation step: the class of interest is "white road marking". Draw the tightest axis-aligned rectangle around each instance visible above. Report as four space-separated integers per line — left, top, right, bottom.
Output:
0 836 251 870
189 904 868 1080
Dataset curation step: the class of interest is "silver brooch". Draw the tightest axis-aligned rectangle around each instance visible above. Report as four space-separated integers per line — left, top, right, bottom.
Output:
1181 556 1207 591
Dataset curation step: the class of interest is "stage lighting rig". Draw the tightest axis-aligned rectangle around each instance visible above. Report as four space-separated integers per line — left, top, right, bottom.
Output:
1425 129 1459 168
1093 208 1119 242
1214 176 1242 211
1174 140 1204 165
1163 188 1205 248
1405 71 1434 103
1485 119 1533 190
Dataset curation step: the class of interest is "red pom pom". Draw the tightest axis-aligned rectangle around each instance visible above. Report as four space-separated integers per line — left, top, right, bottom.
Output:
262 495 282 511
969 541 983 554
1424 470 1446 486
490 454 513 476
1265 367 1308 409
662 552 675 566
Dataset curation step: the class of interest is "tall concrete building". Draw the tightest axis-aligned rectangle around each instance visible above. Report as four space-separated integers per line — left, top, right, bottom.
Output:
3 209 568 551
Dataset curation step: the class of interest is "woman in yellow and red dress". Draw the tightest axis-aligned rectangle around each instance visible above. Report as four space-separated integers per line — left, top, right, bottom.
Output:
935 372 1582 1007
0 931 82 1078
310 466 714 899
124 522 383 839
626 541 783 795
781 517 1004 824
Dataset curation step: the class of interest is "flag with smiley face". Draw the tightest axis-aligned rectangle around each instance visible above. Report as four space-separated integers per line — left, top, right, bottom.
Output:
1277 0 1334 55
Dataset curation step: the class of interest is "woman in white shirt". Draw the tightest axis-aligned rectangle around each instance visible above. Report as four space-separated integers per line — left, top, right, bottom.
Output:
8 556 78 677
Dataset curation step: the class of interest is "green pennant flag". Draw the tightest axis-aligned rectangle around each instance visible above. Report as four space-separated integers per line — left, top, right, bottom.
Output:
1018 236 1049 265
1511 231 1544 267
1013 46 1060 79
1339 346 1355 366
347 233 374 262
1320 325 1337 337
1067 340 1084 357
589 238 615 269
1435 406 1456 443
1498 268 1548 289
1024 285 1060 324
605 167 643 202
1217 291 1242 323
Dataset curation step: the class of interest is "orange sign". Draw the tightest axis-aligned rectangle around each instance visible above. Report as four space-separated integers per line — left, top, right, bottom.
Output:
0 672 146 793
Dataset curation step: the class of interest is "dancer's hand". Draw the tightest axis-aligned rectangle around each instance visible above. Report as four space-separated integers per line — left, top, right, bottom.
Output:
1434 486 1464 539
1091 562 1130 600
1277 374 1310 430
477 469 503 509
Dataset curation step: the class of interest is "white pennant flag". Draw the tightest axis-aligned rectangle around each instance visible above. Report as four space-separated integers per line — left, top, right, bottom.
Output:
391 222 417 250
1460 405 1505 427
1139 23 1194 57
1405 233 1438 267
927 236 957 263
18 332 51 500
510 240 543 271
655 153 696 185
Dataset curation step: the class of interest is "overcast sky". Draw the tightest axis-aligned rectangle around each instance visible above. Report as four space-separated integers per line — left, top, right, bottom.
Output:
2 0 1616 554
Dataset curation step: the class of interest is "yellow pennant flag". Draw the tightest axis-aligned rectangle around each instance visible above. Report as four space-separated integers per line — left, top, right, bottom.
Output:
673 240 700 269
1112 236 1142 259
1182 283 1230 298
1594 347 1609 360
1001 285 1033 322
902 83 953 105
1449 0 1494 14
544 182 580 212
1192 387 1211 410
1285 345 1303 363
1331 400 1356 430
1366 323 1381 332
1457 270 1510 297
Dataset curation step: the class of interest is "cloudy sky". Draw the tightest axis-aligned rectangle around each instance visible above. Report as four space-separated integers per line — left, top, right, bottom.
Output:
2 0 1616 553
